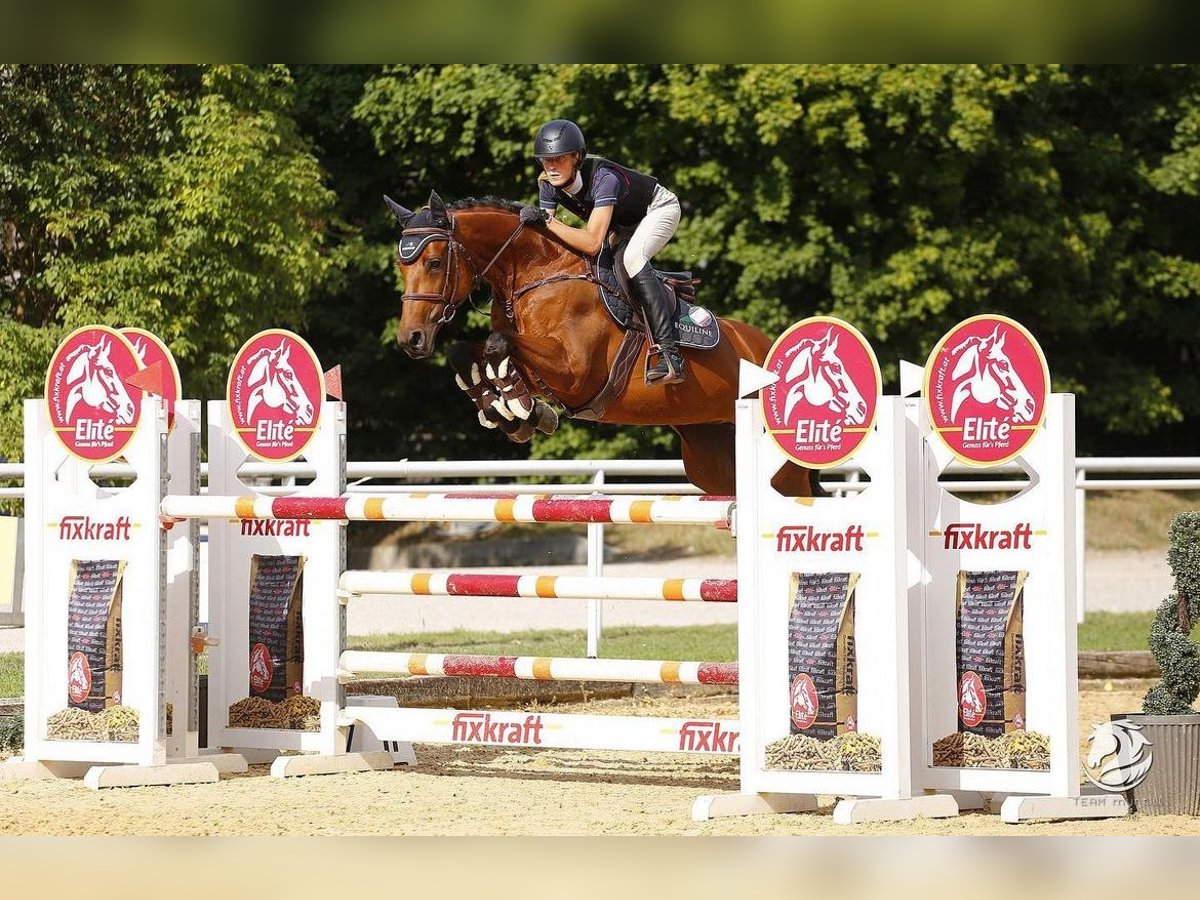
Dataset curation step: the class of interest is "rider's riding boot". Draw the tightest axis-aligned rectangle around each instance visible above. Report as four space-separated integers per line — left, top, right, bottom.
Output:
630 264 685 385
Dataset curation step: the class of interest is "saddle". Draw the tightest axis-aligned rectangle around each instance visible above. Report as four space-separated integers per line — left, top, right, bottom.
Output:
593 243 722 351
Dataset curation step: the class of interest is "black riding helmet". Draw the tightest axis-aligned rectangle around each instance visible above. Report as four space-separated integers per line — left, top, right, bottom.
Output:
533 119 586 159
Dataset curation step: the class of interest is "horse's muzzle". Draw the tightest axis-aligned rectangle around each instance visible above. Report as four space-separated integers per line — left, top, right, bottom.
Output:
400 328 433 359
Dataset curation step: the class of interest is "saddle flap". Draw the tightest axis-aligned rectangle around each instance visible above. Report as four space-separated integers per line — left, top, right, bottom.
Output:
594 244 719 351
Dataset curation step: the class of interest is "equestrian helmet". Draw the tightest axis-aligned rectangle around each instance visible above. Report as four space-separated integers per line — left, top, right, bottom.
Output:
533 119 586 159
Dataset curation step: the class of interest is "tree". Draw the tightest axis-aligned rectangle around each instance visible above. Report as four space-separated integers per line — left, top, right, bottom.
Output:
0 64 335 459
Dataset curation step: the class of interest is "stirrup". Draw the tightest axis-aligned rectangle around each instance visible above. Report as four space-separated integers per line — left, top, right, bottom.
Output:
646 345 685 386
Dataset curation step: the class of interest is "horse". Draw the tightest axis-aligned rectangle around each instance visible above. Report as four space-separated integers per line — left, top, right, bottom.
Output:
244 340 315 426
1085 719 1154 790
949 325 1036 424
64 336 135 424
782 328 868 425
384 190 820 497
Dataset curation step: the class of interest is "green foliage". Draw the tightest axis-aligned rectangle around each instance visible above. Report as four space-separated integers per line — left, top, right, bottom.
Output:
0 64 335 460
5 65 1200 463
1144 512 1200 714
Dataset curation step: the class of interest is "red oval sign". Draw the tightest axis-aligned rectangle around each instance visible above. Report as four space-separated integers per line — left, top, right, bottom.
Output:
761 317 881 468
227 330 324 462
67 651 92 706
790 673 820 731
121 327 183 432
924 315 1049 467
959 670 986 728
44 325 143 463
249 642 275 695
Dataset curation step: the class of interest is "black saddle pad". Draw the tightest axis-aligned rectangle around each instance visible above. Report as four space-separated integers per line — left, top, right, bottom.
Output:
595 245 721 351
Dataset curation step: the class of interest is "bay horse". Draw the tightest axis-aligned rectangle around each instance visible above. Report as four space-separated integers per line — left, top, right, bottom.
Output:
385 191 819 497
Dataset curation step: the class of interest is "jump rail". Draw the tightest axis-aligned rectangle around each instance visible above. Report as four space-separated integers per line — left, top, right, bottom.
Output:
161 492 735 526
338 651 738 685
338 571 737 602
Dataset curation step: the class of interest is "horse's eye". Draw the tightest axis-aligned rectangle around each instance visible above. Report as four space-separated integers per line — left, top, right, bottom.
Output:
427 258 442 270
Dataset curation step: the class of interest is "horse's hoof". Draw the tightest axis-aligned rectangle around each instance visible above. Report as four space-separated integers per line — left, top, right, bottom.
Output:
534 402 559 435
506 422 535 443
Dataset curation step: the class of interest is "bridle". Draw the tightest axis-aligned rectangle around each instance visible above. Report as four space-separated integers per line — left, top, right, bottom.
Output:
398 210 525 328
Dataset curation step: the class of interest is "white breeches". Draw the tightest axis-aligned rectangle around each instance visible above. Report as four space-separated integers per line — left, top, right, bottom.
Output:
620 184 681 277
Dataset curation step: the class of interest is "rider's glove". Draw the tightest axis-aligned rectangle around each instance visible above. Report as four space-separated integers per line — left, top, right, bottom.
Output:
520 205 550 227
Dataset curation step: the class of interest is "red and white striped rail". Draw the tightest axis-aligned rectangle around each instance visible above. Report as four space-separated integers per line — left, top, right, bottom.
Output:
161 492 734 526
338 570 738 602
338 651 739 686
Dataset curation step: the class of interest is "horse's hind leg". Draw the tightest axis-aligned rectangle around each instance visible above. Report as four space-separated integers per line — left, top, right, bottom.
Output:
770 461 825 499
447 342 536 442
675 423 823 498
482 332 559 436
675 423 737 495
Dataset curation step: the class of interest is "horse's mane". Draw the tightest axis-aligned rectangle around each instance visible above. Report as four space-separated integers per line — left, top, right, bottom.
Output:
448 197 521 214
440 195 580 262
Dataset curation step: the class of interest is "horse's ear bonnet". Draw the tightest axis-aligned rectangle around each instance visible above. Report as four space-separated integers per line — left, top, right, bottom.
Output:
390 191 455 263
427 190 451 228
383 194 414 226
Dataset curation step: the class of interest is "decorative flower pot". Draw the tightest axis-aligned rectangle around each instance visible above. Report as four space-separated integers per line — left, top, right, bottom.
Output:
1119 713 1200 816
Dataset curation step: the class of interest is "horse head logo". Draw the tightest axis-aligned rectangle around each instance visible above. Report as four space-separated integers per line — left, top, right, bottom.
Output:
790 674 819 728
959 673 986 724
1085 719 1154 791
63 336 135 424
948 325 1036 424
783 328 868 425
244 340 315 425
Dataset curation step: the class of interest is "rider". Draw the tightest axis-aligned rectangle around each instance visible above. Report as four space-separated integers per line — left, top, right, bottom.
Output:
519 119 685 385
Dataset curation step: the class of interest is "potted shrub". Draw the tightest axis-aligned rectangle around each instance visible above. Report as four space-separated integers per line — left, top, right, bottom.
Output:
1122 512 1200 815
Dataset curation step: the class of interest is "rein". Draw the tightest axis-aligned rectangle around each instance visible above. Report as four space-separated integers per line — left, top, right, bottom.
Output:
399 210 600 328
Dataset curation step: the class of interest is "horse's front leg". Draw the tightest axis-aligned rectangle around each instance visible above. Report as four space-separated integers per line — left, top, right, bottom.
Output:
447 342 537 442
482 332 559 436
